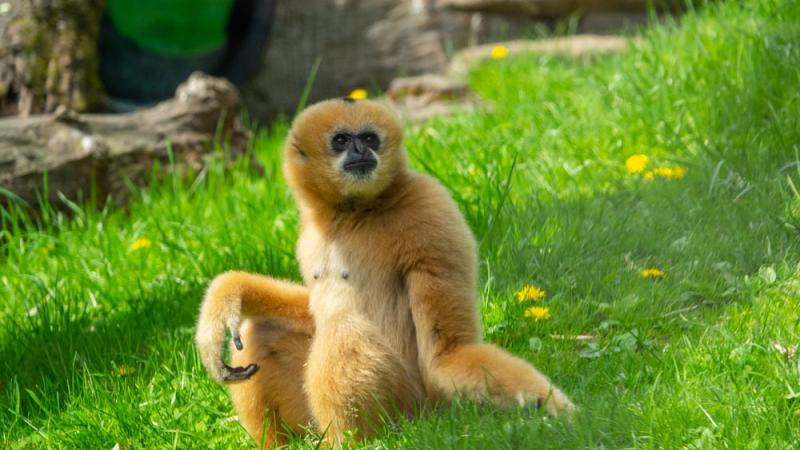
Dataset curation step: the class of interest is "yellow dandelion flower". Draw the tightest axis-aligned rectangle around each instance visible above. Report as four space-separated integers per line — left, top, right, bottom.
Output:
130 238 152 251
490 45 509 60
349 88 368 100
640 268 666 279
625 154 650 174
671 166 687 179
649 166 687 180
653 167 674 178
516 285 546 302
117 365 136 377
467 165 479 177
643 170 655 181
524 306 551 321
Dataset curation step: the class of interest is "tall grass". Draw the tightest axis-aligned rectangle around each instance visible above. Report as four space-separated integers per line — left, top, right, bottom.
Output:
2 0 799 448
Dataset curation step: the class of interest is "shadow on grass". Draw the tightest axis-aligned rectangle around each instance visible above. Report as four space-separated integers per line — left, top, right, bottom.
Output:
0 244 297 433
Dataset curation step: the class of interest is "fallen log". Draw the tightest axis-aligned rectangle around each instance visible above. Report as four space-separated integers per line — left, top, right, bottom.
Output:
448 35 635 79
441 0 683 18
0 72 250 208
383 74 486 123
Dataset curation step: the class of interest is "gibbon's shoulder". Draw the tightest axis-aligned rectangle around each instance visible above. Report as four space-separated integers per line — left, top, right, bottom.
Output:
390 170 476 252
397 171 461 215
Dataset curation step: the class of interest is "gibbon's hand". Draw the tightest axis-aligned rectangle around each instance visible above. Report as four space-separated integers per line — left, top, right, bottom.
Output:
221 333 259 382
196 272 311 384
195 278 259 383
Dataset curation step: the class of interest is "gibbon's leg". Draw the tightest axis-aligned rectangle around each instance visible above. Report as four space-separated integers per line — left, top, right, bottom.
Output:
195 271 313 383
430 343 574 415
406 271 574 416
228 319 313 448
195 271 315 447
304 312 424 445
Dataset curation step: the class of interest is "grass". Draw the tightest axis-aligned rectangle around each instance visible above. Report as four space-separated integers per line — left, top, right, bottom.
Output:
2 0 800 448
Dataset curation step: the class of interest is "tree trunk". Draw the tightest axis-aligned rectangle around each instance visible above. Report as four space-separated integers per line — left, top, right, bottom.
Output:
0 0 106 117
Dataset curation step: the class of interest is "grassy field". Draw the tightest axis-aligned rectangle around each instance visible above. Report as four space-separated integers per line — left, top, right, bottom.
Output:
2 0 800 448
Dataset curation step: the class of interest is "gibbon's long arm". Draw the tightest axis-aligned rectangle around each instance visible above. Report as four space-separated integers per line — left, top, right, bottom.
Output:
195 271 312 383
405 266 481 364
406 267 574 415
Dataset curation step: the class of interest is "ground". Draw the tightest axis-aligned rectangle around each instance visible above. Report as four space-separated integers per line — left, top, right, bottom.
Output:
1 0 799 448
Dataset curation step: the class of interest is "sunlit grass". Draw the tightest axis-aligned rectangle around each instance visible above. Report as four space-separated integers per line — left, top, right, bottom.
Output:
2 0 800 448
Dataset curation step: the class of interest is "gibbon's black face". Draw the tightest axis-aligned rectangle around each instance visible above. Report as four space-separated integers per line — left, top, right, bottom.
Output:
284 98 405 204
330 130 381 178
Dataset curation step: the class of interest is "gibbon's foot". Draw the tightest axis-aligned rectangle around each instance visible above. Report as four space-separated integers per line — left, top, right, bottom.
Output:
221 362 259 382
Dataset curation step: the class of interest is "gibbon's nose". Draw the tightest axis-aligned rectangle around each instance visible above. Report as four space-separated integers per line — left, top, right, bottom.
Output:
343 147 377 177
353 139 368 156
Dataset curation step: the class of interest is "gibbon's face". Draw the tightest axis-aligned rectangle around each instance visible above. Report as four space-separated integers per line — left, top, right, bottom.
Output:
284 98 405 206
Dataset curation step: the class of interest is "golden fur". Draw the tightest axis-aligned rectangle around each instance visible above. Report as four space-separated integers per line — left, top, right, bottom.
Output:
195 98 574 447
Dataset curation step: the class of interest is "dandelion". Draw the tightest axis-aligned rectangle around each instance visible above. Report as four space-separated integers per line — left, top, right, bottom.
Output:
516 284 545 302
117 365 136 377
524 306 551 321
490 45 509 60
662 165 687 179
640 267 666 279
467 165 479 177
461 186 476 198
130 238 152 251
625 154 650 174
349 88 368 100
646 166 687 180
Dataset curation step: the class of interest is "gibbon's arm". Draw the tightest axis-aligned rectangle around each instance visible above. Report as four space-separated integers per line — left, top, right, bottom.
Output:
406 266 482 371
195 271 312 383
407 267 574 415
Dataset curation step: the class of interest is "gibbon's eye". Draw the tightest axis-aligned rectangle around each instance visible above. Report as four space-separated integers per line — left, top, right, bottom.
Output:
331 133 350 152
359 132 380 150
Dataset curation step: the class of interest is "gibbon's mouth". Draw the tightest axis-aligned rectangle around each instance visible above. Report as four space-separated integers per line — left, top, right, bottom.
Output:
343 160 378 177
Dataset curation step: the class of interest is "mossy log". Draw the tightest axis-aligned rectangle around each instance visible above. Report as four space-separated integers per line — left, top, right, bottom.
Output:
0 73 250 208
0 0 106 116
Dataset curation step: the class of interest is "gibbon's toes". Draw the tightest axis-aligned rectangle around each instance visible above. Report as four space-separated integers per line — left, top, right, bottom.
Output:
542 389 576 419
233 331 244 351
221 362 259 382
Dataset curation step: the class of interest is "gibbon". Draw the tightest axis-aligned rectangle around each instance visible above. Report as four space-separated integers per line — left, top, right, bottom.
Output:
195 98 574 447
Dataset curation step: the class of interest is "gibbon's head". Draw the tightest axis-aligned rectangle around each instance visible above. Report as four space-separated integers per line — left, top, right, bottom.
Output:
283 98 406 208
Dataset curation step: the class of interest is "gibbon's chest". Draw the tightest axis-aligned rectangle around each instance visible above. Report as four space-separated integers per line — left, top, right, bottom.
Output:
296 224 413 339
297 226 393 310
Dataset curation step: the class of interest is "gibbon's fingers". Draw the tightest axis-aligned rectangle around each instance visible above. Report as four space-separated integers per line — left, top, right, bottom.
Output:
195 292 244 383
233 331 244 351
222 362 259 382
222 329 258 382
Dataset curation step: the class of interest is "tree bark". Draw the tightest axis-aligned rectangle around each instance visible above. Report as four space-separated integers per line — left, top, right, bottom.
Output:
0 0 106 117
0 73 250 208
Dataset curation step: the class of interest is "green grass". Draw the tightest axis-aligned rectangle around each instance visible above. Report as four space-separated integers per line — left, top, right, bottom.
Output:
2 0 800 448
